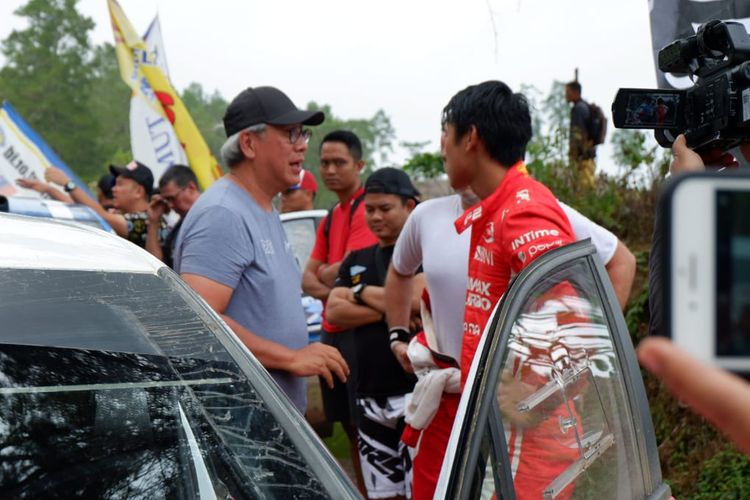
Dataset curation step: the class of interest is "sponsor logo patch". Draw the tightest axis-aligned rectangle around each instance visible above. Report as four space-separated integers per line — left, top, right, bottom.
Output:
473 245 494 265
511 229 561 251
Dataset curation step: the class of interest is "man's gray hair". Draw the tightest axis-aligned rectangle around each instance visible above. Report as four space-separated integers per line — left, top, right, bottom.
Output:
220 123 267 167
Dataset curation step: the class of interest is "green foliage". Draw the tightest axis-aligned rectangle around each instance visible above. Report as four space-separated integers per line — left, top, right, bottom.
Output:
0 0 103 180
180 82 227 169
87 43 131 174
403 151 444 180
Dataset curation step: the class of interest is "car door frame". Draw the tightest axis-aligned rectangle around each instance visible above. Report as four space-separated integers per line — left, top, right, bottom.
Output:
438 240 671 500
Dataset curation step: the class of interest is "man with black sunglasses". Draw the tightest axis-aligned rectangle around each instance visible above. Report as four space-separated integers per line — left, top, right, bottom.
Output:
174 86 349 413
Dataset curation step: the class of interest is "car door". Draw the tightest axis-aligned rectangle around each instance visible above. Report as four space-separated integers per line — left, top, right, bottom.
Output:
436 241 671 500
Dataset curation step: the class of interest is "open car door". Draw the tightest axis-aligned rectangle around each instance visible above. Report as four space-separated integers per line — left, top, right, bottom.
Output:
436 241 671 500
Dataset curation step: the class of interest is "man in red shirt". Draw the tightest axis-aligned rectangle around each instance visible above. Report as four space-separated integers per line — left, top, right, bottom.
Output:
444 81 577 498
301 130 376 492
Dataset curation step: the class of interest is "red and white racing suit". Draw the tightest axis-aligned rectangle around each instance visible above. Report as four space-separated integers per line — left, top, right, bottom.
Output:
455 161 578 499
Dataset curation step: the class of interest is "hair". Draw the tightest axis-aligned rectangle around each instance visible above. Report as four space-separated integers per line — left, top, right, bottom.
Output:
220 123 267 167
159 164 198 190
97 174 115 199
442 80 532 166
566 81 582 94
320 130 363 161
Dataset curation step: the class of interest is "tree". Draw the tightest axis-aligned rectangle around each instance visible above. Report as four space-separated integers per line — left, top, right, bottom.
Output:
180 82 228 168
0 0 102 179
88 43 131 173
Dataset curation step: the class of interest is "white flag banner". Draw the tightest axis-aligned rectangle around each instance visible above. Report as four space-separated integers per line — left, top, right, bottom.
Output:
649 0 750 89
0 102 92 200
128 15 187 185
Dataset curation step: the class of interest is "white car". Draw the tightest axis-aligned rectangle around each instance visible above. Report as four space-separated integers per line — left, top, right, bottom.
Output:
0 213 671 499
0 213 358 498
280 209 327 342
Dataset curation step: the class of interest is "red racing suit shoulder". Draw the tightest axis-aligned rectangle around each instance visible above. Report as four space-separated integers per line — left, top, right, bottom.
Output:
455 162 575 381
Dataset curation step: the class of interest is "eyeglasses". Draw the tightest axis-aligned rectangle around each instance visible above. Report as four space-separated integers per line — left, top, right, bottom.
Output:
286 126 312 145
161 187 185 204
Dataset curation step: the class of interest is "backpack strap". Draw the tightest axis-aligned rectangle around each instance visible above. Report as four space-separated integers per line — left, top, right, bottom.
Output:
323 192 365 240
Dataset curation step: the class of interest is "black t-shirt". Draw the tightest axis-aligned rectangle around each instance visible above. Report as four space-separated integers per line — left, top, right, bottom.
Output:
162 218 183 269
336 244 416 398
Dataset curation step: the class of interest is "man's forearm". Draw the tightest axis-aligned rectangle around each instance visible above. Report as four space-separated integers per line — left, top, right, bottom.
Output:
145 222 164 261
220 313 297 370
360 286 385 312
385 266 414 328
69 187 127 236
327 294 382 329
606 241 636 310
302 270 332 300
320 262 341 288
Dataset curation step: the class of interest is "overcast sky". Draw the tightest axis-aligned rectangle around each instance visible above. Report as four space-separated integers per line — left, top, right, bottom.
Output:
0 0 658 174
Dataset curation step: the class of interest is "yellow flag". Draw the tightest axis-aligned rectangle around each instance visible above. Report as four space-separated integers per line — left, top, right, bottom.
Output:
107 0 222 190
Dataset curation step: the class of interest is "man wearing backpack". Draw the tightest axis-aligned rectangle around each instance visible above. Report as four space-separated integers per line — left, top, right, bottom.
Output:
301 129 376 494
565 81 603 187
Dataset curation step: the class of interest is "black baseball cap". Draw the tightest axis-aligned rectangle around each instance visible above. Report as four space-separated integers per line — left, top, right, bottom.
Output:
223 86 325 137
109 161 155 196
364 167 420 202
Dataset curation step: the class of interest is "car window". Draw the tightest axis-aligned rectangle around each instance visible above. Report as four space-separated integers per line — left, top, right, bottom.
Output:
444 243 667 500
283 217 318 270
480 259 646 498
0 268 356 499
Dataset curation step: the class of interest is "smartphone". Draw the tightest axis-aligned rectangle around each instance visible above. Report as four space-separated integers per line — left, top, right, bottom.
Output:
612 88 686 129
662 171 750 372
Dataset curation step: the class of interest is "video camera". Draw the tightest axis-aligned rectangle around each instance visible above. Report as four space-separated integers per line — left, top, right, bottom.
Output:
612 20 750 153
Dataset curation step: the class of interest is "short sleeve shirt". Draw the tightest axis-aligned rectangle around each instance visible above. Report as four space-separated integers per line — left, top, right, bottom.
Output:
174 177 308 412
336 244 417 398
310 186 378 332
123 211 169 248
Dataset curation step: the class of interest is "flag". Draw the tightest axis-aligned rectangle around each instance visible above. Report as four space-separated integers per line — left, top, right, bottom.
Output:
108 0 223 190
649 0 750 89
0 101 93 200
128 15 188 183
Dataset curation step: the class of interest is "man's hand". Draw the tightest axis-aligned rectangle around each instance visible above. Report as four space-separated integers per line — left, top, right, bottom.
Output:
671 134 738 175
391 341 414 374
638 336 750 455
148 194 169 223
16 177 49 193
497 371 541 428
288 342 349 389
44 166 70 186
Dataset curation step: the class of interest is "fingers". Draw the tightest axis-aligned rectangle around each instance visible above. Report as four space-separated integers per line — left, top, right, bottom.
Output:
638 337 750 454
319 364 334 389
671 134 705 174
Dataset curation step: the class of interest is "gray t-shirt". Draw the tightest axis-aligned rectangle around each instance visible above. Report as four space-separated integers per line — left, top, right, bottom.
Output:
174 176 308 411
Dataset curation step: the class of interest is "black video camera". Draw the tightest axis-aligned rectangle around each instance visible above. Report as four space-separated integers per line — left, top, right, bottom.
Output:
612 20 750 153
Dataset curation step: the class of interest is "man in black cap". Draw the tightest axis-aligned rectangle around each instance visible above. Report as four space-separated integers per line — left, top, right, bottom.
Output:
44 161 168 248
173 86 349 413
326 167 422 499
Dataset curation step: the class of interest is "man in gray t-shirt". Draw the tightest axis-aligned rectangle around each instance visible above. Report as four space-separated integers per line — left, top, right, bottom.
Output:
174 86 348 412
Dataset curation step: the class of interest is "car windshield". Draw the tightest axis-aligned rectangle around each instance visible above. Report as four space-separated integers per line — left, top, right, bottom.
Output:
0 268 348 499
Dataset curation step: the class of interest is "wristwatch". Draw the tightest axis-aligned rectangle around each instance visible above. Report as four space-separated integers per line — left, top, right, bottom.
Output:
351 283 366 305
63 180 77 193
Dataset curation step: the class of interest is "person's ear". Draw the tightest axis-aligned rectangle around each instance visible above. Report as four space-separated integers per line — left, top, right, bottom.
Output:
465 125 480 153
239 131 258 160
356 160 365 173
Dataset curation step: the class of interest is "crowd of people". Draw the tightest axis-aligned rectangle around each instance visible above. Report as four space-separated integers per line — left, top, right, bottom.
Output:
19 78 750 499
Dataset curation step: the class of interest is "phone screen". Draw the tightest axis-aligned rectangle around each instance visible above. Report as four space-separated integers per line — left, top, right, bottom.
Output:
716 190 750 357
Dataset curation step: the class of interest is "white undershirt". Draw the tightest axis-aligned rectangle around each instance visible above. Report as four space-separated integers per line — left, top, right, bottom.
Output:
391 194 617 363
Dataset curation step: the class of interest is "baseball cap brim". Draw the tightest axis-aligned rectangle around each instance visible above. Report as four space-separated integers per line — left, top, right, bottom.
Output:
267 109 325 126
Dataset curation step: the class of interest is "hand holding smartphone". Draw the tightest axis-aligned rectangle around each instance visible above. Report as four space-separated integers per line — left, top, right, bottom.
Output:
662 171 750 373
